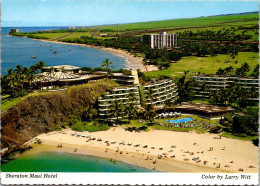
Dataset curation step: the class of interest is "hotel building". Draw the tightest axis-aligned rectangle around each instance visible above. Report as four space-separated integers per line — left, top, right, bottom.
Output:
191 75 259 100
42 65 82 74
142 32 177 49
110 69 139 85
142 79 178 105
98 86 141 120
10 28 19 33
98 79 178 120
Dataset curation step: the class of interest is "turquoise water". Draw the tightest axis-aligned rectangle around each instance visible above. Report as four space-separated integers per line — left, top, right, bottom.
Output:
1 151 151 172
1 27 127 75
165 117 193 124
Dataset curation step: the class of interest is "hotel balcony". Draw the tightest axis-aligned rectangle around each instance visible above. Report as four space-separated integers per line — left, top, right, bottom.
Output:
98 108 111 111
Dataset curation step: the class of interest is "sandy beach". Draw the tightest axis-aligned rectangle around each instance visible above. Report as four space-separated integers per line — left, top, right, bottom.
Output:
25 127 258 173
31 38 158 72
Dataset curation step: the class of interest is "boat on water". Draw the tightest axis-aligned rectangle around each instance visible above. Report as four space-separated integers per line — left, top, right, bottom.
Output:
40 44 46 46
69 48 71 51
31 55 36 59
53 51 58 54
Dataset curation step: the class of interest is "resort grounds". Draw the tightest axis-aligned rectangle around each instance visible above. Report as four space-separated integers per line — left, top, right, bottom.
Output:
25 124 258 173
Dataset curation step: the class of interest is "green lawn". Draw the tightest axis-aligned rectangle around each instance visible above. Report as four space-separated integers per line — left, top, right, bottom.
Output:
221 131 258 141
61 32 93 39
1 94 30 112
146 52 259 78
31 33 69 39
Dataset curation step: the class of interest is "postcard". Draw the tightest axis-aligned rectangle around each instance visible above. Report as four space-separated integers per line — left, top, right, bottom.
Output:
1 0 259 185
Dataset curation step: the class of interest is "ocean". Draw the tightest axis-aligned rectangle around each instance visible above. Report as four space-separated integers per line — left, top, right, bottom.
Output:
1 27 127 75
1 27 148 173
1 151 151 172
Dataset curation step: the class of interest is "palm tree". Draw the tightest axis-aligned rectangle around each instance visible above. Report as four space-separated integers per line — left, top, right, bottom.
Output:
101 58 114 78
142 58 149 74
13 64 23 91
241 62 250 73
36 60 47 72
163 98 172 113
125 101 138 119
48 67 55 88
14 64 22 75
183 70 189 76
124 92 138 119
210 50 217 69
199 82 208 104
144 104 156 122
146 88 154 105
110 99 124 125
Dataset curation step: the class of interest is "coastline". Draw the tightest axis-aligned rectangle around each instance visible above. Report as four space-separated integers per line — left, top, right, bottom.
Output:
24 127 258 173
29 38 158 72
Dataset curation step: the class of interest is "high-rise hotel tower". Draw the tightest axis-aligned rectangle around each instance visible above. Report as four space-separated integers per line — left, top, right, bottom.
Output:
142 32 177 49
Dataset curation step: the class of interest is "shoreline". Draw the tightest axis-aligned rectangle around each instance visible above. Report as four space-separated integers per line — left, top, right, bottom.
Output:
25 140 224 173
29 37 158 72
24 127 258 173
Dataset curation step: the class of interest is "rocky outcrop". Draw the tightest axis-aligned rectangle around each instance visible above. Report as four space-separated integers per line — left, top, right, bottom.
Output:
1 79 117 157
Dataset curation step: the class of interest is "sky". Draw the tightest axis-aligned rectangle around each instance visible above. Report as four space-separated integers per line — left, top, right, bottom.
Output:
1 0 259 27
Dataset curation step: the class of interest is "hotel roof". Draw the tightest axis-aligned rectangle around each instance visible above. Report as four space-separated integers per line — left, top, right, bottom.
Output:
43 65 81 71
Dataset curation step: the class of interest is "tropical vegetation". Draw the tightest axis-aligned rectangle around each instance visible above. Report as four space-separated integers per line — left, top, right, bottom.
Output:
1 61 47 98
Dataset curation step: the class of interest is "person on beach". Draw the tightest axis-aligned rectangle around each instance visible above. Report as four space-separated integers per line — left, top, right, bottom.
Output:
74 148 77 152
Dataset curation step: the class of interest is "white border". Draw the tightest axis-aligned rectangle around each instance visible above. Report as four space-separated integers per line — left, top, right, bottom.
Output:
1 173 259 185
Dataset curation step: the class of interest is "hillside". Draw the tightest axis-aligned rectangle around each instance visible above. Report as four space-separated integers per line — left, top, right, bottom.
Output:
1 79 117 157
12 12 259 40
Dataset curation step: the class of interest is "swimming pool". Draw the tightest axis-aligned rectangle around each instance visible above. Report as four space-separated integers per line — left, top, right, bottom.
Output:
165 117 193 124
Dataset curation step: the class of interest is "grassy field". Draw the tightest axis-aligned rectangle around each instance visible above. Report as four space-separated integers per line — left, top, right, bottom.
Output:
22 13 258 41
146 52 259 78
32 33 69 39
92 13 258 31
1 94 32 112
61 32 93 39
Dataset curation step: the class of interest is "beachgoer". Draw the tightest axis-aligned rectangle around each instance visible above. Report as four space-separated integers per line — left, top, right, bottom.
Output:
74 148 77 152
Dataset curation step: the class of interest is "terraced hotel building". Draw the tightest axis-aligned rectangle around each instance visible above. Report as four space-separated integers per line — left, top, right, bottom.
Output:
98 86 141 120
142 79 178 105
98 79 178 120
191 75 259 101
